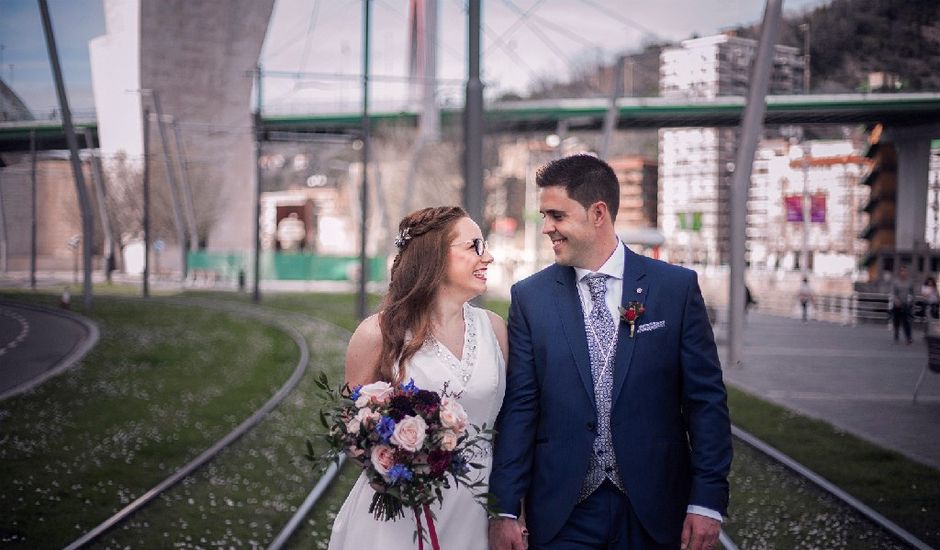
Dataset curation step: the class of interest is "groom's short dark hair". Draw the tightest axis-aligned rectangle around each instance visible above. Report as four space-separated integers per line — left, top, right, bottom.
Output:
536 154 620 221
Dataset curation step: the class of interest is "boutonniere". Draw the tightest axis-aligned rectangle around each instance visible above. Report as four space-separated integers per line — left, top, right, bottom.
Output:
619 301 646 338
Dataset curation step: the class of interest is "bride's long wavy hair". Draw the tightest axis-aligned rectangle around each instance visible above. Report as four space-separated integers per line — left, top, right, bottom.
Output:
378 206 468 385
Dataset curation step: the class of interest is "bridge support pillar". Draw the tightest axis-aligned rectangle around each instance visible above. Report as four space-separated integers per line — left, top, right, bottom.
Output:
883 124 940 258
895 137 930 251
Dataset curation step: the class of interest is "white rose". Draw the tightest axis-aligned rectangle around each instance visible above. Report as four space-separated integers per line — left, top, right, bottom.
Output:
345 407 376 434
356 381 394 408
439 397 468 435
438 430 459 451
390 415 428 452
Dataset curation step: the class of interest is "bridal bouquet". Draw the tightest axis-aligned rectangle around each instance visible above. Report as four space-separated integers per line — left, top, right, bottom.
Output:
306 373 494 547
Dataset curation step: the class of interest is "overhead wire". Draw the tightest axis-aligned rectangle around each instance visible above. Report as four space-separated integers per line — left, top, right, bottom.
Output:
298 0 321 76
450 0 540 79
480 0 544 56
576 0 666 43
500 0 573 67
262 0 360 61
373 0 465 66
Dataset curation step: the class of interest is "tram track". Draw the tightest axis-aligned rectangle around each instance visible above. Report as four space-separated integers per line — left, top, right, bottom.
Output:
729 425 933 550
63 297 311 550
50 295 933 549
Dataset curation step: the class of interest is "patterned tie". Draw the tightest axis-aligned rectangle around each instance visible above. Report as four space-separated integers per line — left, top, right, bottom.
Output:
585 275 616 360
579 273 624 500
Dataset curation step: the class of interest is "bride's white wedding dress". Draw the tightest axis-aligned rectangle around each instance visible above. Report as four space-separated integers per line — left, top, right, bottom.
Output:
328 304 506 550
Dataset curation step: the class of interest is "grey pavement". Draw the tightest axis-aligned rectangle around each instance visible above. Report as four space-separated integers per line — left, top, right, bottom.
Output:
0 300 98 399
718 312 940 470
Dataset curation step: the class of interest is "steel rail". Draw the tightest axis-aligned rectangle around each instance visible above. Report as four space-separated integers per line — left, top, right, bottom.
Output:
731 424 933 550
64 298 310 549
268 454 348 550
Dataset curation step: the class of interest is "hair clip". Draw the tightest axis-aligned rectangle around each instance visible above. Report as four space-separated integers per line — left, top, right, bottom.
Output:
394 227 412 250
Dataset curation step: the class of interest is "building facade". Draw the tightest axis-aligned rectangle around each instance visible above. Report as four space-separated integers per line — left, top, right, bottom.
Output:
749 139 868 276
89 0 275 267
658 33 805 266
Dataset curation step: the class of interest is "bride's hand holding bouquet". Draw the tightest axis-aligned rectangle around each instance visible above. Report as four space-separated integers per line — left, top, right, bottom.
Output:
306 373 495 548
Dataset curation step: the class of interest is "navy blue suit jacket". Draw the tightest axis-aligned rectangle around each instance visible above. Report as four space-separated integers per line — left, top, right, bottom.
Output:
489 246 732 546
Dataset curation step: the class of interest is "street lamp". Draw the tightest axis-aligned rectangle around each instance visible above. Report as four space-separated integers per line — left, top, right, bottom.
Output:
789 143 811 275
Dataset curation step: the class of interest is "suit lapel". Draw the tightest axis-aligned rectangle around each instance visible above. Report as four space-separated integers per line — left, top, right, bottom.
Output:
612 245 648 408
554 266 596 410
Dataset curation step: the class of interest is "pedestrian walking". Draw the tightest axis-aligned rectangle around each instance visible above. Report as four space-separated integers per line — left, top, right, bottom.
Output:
921 276 938 321
798 277 814 322
745 284 758 315
890 266 914 344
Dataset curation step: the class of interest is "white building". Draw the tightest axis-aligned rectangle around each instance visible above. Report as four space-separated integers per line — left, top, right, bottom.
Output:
660 34 804 99
927 141 940 249
659 34 805 265
748 140 869 276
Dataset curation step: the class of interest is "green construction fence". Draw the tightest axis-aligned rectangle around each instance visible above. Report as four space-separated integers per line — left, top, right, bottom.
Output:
187 251 387 282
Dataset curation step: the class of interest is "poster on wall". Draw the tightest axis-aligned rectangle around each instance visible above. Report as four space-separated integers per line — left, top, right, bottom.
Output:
811 193 826 223
785 195 803 222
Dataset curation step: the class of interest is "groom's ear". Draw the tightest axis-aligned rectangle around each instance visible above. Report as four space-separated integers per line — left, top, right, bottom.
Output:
590 201 610 227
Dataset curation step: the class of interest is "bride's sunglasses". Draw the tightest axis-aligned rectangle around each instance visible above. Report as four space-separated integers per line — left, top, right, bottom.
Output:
451 238 488 256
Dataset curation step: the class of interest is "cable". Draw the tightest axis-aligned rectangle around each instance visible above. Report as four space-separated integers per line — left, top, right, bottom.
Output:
373 0 465 65
262 0 359 61
524 10 598 51
298 0 322 75
449 0 540 79
501 0 572 67
576 0 664 43
480 0 545 56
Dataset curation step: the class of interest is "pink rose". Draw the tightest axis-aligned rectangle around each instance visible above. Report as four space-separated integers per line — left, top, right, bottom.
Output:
370 444 395 477
356 381 394 408
439 397 468 435
437 430 459 451
348 446 366 459
346 407 377 434
390 415 428 452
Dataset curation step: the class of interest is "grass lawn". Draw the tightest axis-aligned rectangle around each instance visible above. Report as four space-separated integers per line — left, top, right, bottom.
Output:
0 292 298 549
727 385 940 547
3 287 935 547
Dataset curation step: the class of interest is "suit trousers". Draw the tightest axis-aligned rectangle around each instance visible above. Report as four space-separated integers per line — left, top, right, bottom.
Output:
532 481 675 550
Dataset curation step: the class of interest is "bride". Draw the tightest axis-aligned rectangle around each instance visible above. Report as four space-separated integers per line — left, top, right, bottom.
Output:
329 206 508 550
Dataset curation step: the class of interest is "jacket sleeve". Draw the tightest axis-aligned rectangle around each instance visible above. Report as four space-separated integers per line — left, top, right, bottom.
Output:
489 284 540 516
680 271 733 516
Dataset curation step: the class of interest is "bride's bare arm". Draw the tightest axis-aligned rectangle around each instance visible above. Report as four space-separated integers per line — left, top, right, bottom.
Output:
345 314 383 387
486 310 509 365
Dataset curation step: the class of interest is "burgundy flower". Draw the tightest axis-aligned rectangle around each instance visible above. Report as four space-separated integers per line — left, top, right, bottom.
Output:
428 449 454 476
387 395 416 421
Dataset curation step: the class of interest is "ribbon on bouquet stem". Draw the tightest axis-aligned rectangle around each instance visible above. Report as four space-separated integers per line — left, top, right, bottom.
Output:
413 505 441 550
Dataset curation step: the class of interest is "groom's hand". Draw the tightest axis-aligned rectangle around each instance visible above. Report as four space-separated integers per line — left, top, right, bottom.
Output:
488 517 526 550
681 513 721 550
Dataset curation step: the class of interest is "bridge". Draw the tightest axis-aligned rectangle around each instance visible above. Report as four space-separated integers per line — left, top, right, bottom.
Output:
3 92 940 152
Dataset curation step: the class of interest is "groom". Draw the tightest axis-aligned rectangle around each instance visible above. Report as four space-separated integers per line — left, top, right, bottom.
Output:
489 154 732 549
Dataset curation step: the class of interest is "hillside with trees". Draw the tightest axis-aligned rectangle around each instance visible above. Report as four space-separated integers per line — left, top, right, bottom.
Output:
737 0 940 93
511 0 940 100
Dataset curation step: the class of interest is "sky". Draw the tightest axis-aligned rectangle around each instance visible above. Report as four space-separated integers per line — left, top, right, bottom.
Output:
0 0 832 116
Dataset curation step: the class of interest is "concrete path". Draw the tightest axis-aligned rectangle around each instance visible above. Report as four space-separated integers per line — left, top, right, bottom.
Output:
0 300 98 400
718 312 940 470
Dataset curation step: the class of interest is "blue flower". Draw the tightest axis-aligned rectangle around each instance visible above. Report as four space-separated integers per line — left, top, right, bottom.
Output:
387 464 413 484
376 416 396 442
350 384 363 402
401 378 419 395
450 454 470 476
